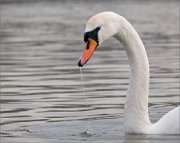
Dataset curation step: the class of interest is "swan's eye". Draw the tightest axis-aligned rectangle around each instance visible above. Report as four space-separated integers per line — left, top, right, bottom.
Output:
84 26 101 45
86 40 90 50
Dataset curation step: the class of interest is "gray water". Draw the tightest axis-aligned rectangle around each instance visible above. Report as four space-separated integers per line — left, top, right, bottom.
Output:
0 0 179 142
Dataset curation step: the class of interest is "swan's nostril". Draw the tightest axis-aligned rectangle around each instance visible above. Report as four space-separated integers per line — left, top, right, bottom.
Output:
78 60 83 67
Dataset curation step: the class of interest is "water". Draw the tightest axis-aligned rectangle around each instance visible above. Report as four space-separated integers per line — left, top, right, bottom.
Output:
0 0 179 142
79 67 92 136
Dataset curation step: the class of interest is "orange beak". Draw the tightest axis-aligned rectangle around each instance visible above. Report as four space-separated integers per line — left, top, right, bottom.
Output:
78 38 98 67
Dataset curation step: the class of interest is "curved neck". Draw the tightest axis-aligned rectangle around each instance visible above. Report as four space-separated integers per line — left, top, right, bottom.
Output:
115 17 151 133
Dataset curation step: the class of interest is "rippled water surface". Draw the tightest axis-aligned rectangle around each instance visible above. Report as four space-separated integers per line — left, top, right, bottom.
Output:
0 0 179 142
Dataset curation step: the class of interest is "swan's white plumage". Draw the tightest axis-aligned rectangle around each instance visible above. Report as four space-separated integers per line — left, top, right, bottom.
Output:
150 106 180 134
85 12 180 134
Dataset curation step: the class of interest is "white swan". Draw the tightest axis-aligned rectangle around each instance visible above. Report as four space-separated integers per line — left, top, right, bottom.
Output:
78 12 180 134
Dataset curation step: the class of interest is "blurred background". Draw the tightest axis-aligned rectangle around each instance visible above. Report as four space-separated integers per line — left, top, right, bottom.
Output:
0 0 179 143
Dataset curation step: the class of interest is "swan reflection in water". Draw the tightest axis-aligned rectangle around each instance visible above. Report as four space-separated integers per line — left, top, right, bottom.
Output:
124 134 150 143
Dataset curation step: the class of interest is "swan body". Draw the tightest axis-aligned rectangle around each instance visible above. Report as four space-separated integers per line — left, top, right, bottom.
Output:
78 12 180 134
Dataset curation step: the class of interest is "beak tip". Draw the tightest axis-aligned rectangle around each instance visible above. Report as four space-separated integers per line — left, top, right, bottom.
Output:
78 60 83 67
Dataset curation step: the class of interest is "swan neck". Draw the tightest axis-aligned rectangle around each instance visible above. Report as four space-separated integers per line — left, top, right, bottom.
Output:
115 17 151 133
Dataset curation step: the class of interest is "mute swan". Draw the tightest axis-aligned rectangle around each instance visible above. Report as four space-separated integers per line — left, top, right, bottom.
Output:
77 12 180 134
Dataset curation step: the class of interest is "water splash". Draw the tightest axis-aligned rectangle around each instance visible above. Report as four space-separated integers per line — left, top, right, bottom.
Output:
79 67 92 137
80 130 93 137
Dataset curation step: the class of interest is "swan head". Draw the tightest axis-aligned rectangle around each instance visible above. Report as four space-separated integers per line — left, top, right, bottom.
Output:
78 12 119 67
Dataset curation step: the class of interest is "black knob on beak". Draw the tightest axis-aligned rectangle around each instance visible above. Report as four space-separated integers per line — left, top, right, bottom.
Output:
78 60 83 67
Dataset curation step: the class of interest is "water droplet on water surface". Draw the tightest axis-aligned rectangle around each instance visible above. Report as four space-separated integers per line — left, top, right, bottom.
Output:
80 130 93 137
